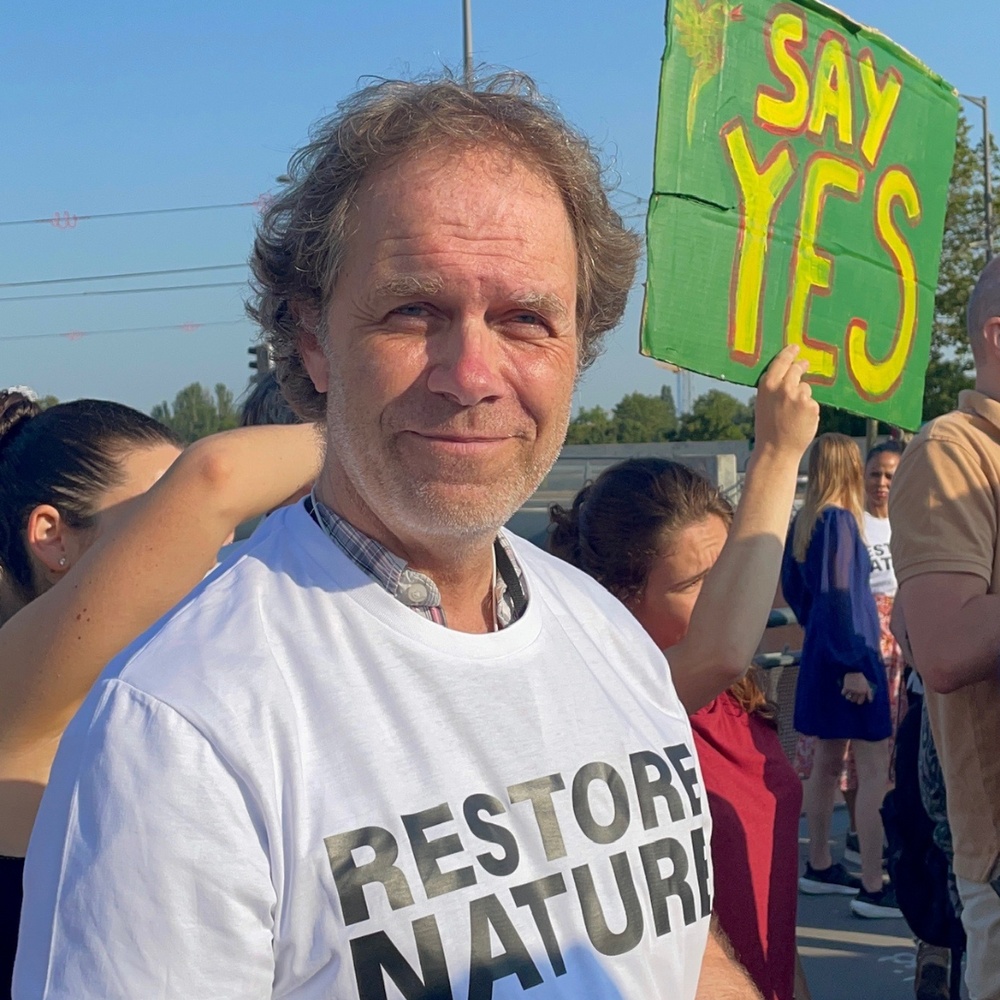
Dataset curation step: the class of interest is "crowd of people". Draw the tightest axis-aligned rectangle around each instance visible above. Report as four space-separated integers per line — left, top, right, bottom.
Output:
1 72 998 1000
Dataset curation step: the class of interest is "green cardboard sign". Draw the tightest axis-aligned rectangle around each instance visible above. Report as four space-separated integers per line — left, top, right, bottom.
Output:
642 0 959 429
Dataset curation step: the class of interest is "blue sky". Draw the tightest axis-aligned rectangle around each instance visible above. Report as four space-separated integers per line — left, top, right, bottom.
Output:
2 1 995 415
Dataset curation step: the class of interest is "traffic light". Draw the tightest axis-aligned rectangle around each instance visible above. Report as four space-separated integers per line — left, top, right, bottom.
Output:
248 344 270 382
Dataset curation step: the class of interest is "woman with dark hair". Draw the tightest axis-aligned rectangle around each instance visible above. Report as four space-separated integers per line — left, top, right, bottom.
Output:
549 347 818 1000
782 433 897 919
0 389 321 998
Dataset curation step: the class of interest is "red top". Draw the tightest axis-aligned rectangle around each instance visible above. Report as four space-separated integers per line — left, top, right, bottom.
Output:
691 691 802 1000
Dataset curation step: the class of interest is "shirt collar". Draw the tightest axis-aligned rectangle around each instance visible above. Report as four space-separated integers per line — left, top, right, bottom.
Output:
308 494 525 628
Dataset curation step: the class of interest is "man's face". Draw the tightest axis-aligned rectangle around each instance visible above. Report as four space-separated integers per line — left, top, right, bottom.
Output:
301 145 580 551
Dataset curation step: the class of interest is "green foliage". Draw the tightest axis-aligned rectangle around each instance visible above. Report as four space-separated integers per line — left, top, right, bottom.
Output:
564 405 616 444
567 383 754 443
612 386 679 442
678 389 753 441
922 112 998 421
566 385 678 444
816 406 891 437
37 395 60 410
151 382 238 443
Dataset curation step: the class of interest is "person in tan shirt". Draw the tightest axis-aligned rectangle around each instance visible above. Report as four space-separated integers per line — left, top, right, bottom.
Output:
890 256 1000 1000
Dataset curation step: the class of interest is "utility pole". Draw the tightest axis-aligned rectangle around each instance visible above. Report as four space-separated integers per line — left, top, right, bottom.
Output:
462 0 473 86
247 344 270 384
960 93 994 261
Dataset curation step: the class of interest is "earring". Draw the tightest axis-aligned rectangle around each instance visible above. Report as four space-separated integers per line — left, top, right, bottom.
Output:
58 557 67 567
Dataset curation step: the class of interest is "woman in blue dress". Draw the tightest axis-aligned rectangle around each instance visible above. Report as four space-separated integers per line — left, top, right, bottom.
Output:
781 433 897 918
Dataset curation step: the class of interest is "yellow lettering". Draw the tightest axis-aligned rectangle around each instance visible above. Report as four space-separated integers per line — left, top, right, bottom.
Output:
806 32 853 147
858 49 903 168
846 168 921 399
723 121 797 364
755 10 810 133
785 154 864 380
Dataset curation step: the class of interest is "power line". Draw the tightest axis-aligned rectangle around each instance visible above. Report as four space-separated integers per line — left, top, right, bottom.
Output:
0 199 270 229
0 319 249 343
0 281 248 303
0 263 247 289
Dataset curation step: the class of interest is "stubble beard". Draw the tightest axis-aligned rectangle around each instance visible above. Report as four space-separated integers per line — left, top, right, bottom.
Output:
325 390 572 546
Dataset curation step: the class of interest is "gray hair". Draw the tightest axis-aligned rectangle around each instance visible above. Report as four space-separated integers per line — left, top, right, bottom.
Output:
247 72 642 421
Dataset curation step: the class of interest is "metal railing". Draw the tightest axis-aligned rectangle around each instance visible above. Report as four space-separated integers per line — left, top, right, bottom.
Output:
755 607 801 670
754 607 802 762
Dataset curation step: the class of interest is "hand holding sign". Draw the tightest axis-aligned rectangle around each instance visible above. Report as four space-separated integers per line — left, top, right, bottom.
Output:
753 343 820 463
642 0 959 430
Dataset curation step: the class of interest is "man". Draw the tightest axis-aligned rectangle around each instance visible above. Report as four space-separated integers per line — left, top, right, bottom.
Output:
891 256 1000 1000
15 76 788 998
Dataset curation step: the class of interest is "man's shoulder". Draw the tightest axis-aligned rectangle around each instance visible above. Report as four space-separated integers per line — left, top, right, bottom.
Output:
908 394 1000 456
502 531 661 654
109 503 341 702
503 530 636 618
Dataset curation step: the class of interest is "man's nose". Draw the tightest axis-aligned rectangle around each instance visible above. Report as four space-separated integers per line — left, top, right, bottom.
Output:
426 319 506 406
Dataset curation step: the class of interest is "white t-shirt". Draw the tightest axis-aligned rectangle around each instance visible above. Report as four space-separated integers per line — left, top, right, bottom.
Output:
16 503 711 1000
863 511 897 597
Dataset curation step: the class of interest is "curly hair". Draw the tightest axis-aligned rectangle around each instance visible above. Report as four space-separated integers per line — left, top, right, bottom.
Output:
247 72 642 421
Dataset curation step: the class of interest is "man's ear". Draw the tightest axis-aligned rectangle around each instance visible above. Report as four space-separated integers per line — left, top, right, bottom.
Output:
984 316 1000 364
294 306 330 394
25 504 72 581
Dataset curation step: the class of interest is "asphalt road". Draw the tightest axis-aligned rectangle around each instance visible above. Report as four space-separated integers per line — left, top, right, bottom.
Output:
796 806 965 1000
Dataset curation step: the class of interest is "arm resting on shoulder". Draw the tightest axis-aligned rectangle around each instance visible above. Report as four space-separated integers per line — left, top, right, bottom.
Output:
0 422 322 748
695 919 764 1000
896 572 1000 694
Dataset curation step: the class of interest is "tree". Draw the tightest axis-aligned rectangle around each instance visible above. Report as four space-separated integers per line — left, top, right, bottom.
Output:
565 385 678 444
816 406 892 438
922 113 1000 421
611 386 678 442
151 382 238 443
678 389 752 441
564 405 615 444
38 395 59 410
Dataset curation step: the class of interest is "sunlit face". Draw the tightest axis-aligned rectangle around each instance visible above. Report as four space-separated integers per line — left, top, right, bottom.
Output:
300 145 580 550
628 515 730 652
864 451 899 516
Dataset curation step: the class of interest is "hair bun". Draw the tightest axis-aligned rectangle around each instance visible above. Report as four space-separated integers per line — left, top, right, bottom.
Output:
0 389 41 454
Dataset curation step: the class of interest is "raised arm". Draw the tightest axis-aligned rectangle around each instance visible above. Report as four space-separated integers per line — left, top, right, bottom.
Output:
669 344 818 713
0 422 322 749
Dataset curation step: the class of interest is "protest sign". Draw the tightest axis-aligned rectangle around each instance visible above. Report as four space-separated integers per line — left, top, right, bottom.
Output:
641 0 959 428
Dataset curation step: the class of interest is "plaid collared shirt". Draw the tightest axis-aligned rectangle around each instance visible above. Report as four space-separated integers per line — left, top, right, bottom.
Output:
309 496 526 629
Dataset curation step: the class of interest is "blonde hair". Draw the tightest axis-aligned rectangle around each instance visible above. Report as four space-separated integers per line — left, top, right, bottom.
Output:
792 432 865 562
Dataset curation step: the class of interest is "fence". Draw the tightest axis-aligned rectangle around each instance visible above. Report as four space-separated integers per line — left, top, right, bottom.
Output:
755 608 802 762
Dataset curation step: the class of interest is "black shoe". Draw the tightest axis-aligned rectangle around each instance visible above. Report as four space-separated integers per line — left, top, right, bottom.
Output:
843 830 888 869
844 830 861 866
799 862 862 895
914 941 950 1000
850 883 903 918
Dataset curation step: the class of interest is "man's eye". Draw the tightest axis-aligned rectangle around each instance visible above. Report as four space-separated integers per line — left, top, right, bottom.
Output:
392 304 429 317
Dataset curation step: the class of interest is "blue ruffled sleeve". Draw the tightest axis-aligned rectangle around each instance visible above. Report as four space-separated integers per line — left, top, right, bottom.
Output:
786 509 883 685
781 520 810 626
